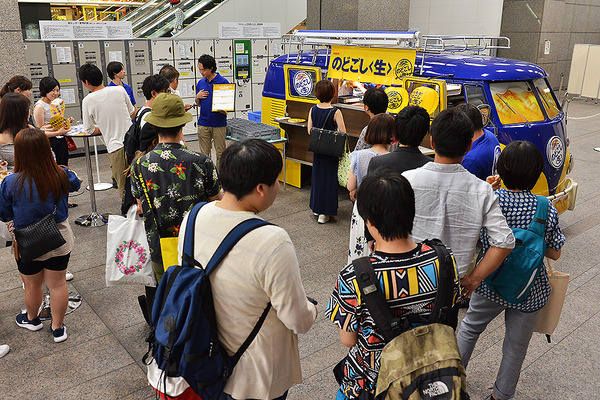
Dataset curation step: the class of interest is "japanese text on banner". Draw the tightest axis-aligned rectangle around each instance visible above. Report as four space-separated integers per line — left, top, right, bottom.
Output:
327 46 416 86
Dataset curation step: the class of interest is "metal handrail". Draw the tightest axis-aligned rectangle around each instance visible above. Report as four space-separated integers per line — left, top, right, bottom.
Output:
134 0 221 38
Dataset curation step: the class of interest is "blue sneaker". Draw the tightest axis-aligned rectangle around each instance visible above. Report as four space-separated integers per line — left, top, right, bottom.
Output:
15 312 43 331
52 324 67 343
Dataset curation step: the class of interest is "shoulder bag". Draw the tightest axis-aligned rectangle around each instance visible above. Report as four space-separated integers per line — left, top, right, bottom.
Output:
14 202 66 264
308 107 347 158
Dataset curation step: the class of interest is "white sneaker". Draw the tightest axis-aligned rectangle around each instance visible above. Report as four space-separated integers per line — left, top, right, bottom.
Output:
0 344 9 358
65 271 74 281
318 214 330 224
52 325 67 343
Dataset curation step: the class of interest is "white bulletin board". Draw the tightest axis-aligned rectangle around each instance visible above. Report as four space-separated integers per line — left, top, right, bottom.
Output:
568 44 600 99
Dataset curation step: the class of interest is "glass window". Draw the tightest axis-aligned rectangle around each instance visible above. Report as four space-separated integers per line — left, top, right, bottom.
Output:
465 85 487 105
490 81 545 125
446 83 465 108
533 78 561 119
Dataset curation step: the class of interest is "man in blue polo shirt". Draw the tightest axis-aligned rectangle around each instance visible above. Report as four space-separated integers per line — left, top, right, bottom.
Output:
107 61 138 118
195 54 229 169
458 103 501 181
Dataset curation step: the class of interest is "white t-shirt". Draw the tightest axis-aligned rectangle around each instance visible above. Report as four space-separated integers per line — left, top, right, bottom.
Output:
138 105 151 129
82 86 134 153
177 202 317 400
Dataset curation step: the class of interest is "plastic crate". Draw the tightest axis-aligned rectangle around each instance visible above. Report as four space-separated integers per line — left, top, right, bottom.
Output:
248 111 262 123
227 118 280 141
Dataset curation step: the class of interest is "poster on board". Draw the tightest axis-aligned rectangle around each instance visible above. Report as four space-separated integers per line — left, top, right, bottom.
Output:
39 21 133 41
219 22 281 39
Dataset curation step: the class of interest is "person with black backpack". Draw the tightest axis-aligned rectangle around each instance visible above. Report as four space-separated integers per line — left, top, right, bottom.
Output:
456 141 565 400
326 168 462 400
121 74 171 215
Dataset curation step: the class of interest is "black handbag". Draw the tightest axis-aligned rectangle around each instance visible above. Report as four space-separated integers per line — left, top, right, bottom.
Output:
308 107 347 158
14 203 66 264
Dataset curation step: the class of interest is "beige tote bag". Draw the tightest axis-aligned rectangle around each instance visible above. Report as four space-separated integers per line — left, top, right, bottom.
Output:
534 260 569 341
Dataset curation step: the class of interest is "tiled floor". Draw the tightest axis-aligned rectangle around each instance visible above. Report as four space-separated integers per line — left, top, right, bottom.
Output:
1 99 599 399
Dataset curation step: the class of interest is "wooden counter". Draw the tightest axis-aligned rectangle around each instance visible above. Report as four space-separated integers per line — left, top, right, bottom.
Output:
279 100 368 164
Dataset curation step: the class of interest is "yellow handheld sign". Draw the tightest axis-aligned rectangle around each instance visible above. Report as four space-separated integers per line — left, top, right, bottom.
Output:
50 99 66 117
49 115 71 130
385 87 409 113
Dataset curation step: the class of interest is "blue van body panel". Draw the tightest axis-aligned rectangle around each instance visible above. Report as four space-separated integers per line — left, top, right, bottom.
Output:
267 51 548 83
264 50 567 195
494 120 565 193
413 53 547 81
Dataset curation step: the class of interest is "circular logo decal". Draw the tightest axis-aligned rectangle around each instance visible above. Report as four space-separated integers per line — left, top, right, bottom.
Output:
388 91 403 109
546 136 565 169
385 87 409 113
395 59 414 79
293 71 313 97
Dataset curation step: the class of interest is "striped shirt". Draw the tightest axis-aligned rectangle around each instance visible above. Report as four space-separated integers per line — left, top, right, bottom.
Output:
325 243 460 398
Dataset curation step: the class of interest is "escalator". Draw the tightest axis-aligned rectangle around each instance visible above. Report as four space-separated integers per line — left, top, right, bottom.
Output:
129 0 226 38
121 0 165 28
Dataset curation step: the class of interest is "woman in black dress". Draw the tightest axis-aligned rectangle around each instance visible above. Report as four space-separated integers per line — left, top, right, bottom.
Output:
307 80 346 224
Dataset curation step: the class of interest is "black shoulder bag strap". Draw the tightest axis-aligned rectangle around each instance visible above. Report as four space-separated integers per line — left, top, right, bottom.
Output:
318 106 337 130
423 239 458 328
353 242 458 342
201 217 275 369
353 257 401 342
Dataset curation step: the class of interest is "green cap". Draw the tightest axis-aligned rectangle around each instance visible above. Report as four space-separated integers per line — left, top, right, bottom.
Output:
145 93 193 128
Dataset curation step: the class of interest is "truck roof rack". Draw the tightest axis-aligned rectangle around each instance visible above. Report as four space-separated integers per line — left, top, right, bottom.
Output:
284 30 421 49
421 35 510 54
282 30 510 54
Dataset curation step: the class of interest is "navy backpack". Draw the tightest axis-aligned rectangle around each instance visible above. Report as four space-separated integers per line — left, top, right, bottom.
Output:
484 196 549 304
143 202 272 399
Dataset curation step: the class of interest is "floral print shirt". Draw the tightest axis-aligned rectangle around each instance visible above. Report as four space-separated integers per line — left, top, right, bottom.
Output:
131 143 220 264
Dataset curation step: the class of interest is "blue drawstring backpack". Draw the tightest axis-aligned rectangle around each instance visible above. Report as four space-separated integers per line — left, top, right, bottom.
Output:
484 196 548 304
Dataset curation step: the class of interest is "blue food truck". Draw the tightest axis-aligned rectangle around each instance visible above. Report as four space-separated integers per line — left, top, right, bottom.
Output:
262 31 577 213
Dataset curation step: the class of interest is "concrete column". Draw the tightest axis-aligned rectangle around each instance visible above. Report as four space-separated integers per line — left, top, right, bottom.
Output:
499 0 600 90
307 0 409 31
357 0 410 31
0 1 26 85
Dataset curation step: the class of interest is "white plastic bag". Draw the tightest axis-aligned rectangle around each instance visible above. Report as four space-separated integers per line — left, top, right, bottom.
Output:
106 205 156 287
0 221 12 248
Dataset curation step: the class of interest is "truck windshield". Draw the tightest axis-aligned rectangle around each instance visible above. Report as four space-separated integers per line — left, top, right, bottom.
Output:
533 78 561 119
489 81 545 125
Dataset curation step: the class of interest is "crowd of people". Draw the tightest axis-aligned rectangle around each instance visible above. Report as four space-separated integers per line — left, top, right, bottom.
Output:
0 68 565 400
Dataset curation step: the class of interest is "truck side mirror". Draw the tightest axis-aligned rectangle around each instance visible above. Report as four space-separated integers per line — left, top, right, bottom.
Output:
477 104 492 127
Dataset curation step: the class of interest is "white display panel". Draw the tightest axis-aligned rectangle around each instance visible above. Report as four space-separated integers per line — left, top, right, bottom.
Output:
581 45 600 99
567 44 589 96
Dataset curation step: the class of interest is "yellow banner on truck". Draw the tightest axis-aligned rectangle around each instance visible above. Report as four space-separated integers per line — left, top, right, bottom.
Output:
327 45 417 86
